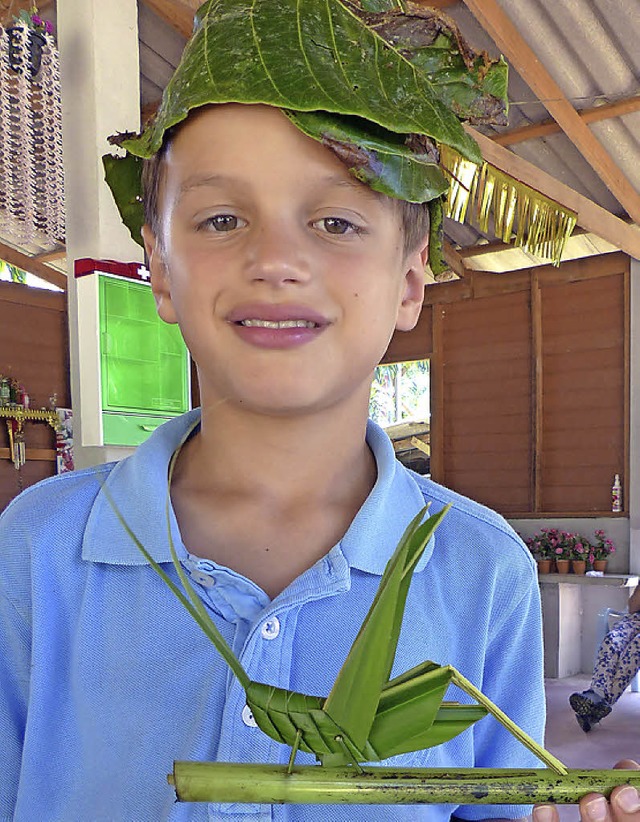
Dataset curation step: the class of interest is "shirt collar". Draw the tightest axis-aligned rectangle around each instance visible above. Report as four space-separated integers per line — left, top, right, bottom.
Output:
82 409 201 564
82 412 434 574
338 419 435 575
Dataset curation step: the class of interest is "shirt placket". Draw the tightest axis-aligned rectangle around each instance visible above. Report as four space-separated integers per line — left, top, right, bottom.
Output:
182 555 291 821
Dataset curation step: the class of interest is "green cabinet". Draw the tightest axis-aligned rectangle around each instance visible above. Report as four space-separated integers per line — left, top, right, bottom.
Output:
99 275 189 445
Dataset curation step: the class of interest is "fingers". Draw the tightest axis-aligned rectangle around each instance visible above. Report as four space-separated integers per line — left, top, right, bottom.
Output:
577 760 640 822
532 804 559 822
609 783 640 820
579 792 613 822
533 762 640 822
610 760 640 821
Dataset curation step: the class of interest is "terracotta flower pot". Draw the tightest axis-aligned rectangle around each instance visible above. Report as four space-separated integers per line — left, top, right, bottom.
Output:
555 559 570 574
593 560 608 572
536 559 552 574
571 559 587 575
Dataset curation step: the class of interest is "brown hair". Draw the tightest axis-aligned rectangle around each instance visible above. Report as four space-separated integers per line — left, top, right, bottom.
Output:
141 123 431 255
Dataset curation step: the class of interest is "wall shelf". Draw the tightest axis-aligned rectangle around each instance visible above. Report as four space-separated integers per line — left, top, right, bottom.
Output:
0 407 59 466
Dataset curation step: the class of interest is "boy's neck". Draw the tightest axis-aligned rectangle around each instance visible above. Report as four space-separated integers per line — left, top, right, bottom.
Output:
183 399 374 500
169 400 378 598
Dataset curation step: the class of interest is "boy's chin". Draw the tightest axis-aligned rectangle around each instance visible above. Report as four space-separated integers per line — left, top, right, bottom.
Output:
201 381 371 421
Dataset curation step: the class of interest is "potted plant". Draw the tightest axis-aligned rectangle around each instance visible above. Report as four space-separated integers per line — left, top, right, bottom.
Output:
568 536 591 575
523 529 555 574
6 5 55 78
590 529 616 572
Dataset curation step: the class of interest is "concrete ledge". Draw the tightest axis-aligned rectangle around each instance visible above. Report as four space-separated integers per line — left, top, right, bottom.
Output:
539 573 638 587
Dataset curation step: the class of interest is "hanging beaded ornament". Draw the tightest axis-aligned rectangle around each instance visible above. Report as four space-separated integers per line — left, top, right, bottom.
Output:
0 20 65 249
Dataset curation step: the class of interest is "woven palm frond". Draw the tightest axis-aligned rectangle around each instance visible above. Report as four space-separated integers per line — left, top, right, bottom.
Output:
440 145 577 266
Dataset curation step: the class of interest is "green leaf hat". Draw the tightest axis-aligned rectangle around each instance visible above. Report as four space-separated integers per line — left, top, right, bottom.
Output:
104 0 508 274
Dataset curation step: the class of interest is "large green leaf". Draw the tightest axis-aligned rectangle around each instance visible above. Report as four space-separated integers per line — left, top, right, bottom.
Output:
104 1 508 269
116 0 492 165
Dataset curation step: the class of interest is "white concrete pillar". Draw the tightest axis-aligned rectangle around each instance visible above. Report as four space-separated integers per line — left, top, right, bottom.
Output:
58 0 142 468
630 257 640 574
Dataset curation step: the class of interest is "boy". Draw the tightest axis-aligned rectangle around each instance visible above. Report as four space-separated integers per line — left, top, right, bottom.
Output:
1 2 638 821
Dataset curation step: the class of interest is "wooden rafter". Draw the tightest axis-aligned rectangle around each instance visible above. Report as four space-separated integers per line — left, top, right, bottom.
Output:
466 125 640 260
494 95 640 147
461 0 640 226
0 240 67 290
442 240 466 278
457 228 591 259
140 0 196 39
33 247 66 263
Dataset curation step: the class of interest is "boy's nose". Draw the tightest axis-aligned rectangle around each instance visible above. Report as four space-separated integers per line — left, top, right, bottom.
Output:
244 227 311 286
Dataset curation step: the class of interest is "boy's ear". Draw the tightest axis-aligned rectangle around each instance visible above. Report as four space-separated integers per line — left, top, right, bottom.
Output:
395 241 428 332
141 224 178 324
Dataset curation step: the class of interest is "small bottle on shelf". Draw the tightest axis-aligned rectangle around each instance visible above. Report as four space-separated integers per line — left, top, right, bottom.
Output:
611 474 622 513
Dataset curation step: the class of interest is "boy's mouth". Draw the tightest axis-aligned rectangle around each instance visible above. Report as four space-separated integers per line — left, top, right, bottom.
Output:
237 319 319 329
227 304 329 349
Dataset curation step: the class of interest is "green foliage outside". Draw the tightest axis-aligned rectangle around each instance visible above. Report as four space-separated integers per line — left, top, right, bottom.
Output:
369 360 430 427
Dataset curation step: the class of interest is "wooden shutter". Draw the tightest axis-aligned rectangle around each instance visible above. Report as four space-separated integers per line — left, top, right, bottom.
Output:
538 267 626 512
432 289 533 512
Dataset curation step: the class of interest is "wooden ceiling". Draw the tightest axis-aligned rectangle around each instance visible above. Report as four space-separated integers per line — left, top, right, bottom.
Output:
1 0 639 287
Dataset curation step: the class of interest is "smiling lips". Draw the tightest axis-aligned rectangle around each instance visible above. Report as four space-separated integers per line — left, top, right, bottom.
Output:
227 304 329 349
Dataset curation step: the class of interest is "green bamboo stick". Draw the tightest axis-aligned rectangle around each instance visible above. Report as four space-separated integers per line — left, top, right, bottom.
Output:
169 763 640 805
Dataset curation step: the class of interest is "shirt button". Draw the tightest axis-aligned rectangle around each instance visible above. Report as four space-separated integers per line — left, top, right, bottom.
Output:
260 616 280 640
241 704 258 727
190 571 215 588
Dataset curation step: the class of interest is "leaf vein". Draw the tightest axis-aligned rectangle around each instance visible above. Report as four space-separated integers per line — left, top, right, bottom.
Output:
250 0 287 102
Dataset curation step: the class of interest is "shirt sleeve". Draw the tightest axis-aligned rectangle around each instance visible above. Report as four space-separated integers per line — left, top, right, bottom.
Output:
0 505 32 820
456 552 546 821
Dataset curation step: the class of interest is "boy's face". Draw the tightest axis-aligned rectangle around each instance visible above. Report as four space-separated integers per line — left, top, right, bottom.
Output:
143 104 427 419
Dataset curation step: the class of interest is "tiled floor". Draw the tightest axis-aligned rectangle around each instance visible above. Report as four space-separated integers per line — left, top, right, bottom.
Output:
543 675 640 820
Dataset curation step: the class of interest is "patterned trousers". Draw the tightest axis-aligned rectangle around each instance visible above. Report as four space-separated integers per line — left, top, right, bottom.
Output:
591 611 640 705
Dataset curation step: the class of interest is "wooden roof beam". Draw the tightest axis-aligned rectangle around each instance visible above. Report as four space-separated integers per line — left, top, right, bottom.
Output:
0 240 67 291
140 0 196 39
466 124 640 260
494 95 640 147
442 240 467 277
462 0 640 226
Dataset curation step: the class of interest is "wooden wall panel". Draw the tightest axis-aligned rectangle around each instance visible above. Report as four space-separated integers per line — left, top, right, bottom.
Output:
382 303 433 364
430 254 628 516
0 280 69 511
438 290 532 513
539 273 625 512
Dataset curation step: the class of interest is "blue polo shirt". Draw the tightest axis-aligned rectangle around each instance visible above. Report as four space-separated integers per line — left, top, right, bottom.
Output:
0 411 545 822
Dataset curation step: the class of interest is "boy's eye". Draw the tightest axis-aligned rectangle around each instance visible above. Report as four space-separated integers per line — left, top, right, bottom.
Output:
201 214 241 232
316 217 360 235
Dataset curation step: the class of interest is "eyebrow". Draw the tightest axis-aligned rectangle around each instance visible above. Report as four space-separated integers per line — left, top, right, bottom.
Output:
176 170 384 204
178 173 245 197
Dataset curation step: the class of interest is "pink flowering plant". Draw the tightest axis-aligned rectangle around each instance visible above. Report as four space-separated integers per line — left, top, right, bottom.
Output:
524 527 616 568
13 6 55 36
591 529 616 563
524 528 574 561
567 535 591 563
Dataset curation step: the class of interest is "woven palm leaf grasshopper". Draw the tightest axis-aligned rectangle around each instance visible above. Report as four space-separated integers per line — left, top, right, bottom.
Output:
109 465 565 776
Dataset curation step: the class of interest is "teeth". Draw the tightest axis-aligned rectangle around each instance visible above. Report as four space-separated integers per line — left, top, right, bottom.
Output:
239 319 317 329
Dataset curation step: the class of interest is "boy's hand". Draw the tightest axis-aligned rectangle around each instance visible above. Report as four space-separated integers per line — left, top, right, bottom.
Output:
533 761 640 822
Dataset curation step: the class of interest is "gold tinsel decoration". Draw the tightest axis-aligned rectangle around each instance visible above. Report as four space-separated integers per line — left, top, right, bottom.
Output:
440 145 577 266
